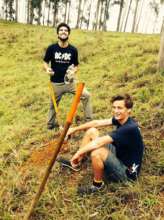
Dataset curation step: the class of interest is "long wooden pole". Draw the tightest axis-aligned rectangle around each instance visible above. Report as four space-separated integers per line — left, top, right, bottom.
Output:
24 83 84 220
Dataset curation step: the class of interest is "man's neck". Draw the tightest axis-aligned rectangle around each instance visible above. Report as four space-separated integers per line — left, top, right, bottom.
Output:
118 116 129 125
58 40 69 48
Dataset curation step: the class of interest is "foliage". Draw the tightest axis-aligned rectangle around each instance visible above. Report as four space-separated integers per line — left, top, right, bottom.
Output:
0 21 163 220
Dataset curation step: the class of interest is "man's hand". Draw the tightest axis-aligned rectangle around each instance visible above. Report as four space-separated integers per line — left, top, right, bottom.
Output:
70 151 82 167
46 67 54 76
64 64 76 84
64 127 76 141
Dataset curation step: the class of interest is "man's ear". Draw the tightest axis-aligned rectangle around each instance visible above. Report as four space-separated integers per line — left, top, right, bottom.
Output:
127 108 132 114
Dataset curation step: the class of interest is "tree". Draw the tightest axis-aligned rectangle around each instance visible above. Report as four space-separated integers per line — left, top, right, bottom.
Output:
116 0 124 31
102 0 111 31
98 0 105 30
27 0 34 24
86 0 93 29
135 0 145 32
51 0 60 27
76 0 83 28
123 0 132 32
4 0 15 21
94 0 101 30
131 0 140 33
150 0 159 33
158 0 164 70
15 0 18 21
46 0 51 26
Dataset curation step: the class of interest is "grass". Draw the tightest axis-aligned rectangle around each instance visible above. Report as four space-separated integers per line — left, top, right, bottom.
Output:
0 20 163 220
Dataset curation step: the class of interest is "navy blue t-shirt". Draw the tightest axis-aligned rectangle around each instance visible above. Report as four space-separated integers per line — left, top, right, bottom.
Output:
110 117 144 179
43 43 79 83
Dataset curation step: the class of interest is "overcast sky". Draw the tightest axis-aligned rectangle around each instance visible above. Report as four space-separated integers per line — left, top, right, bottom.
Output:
0 0 164 34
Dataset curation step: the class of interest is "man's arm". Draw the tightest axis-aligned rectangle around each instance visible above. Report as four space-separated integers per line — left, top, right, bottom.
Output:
43 61 54 76
71 135 113 165
67 118 113 137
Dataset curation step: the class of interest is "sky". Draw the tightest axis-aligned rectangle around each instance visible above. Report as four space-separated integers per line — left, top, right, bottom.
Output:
0 0 164 34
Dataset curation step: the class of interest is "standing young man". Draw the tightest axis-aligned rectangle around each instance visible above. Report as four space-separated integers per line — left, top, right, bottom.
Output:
43 23 93 129
57 94 144 195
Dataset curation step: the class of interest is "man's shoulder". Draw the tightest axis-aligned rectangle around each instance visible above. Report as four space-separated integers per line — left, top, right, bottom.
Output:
68 44 78 51
47 43 58 49
120 118 139 133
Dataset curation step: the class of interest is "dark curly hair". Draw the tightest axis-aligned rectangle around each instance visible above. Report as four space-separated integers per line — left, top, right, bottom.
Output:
56 23 71 34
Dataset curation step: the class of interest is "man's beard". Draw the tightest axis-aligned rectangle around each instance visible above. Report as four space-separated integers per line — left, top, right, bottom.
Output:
58 36 68 42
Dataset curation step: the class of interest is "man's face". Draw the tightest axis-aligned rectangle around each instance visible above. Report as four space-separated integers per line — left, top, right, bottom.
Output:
112 100 131 123
58 26 69 41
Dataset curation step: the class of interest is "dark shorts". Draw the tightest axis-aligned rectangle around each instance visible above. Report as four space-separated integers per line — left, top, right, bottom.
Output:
104 144 128 182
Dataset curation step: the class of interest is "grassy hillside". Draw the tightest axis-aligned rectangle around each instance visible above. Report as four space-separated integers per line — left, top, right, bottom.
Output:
0 20 163 220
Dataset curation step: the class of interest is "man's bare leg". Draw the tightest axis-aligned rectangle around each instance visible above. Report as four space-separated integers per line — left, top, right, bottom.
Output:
91 147 109 182
77 127 99 162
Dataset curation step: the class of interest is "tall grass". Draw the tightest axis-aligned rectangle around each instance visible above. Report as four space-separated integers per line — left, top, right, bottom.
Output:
0 20 163 220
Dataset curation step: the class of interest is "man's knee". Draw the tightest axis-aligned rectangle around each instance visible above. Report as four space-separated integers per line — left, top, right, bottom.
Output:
82 88 91 99
91 147 109 162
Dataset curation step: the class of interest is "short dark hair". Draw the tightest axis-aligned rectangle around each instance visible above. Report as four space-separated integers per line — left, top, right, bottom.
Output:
111 94 133 109
56 23 71 34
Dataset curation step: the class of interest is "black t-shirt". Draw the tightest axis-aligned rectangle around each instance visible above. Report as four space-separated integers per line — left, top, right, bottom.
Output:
110 117 144 179
43 43 79 83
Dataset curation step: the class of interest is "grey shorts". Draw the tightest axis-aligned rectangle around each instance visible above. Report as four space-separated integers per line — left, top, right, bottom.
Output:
104 144 128 182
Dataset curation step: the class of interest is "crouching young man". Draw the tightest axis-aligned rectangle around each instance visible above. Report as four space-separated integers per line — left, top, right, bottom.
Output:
57 94 144 195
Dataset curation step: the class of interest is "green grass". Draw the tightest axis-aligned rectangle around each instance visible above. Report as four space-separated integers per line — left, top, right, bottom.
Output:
0 20 163 220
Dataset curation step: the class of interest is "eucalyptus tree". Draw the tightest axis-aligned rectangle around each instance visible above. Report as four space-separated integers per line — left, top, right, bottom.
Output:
102 0 111 31
135 0 144 32
27 0 34 24
86 0 93 29
98 0 104 30
115 0 124 31
51 0 61 27
30 0 43 24
131 0 140 32
76 0 83 28
63 0 71 24
4 0 15 21
45 0 51 26
150 0 159 33
15 0 18 21
158 0 164 70
123 0 132 32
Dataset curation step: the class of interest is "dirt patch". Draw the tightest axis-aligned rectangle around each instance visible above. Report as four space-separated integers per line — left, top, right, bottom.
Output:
23 139 69 169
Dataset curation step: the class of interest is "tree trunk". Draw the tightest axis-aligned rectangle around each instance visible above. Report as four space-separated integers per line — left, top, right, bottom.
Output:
28 0 34 24
38 2 42 25
123 0 132 32
47 0 51 26
5 0 8 20
98 0 103 30
160 17 164 34
53 1 58 27
67 0 71 24
158 24 164 70
116 0 124 32
87 0 93 30
131 0 140 33
64 0 68 23
80 0 86 28
15 0 18 21
135 0 144 32
95 0 101 30
9 0 14 21
103 0 111 31
76 0 83 28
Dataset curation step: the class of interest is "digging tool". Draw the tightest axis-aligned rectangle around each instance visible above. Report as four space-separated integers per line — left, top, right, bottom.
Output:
24 83 84 220
48 81 62 128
